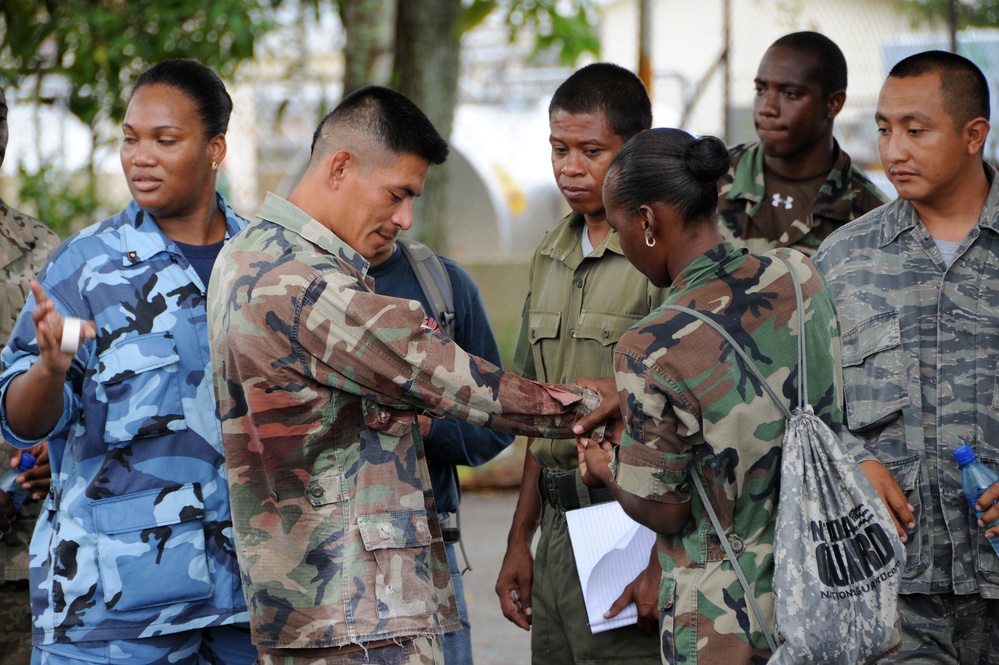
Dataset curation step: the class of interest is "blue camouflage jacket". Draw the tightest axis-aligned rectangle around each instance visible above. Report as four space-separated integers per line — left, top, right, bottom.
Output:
0 196 249 644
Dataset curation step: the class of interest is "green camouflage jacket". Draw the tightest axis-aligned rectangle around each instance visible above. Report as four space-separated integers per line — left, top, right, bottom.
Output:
814 163 999 597
0 201 59 583
612 244 842 664
717 142 888 256
208 194 597 650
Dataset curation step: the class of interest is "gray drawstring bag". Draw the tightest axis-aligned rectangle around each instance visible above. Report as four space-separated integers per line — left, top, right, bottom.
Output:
668 254 903 664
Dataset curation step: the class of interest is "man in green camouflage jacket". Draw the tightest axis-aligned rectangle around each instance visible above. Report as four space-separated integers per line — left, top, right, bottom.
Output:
815 51 999 663
0 83 60 664
717 31 887 256
208 86 600 665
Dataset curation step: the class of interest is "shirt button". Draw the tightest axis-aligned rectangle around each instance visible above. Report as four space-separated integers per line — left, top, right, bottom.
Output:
531 329 537 339
570 329 576 338
575 279 583 288
309 485 325 499
561 378 568 384
270 491 279 502
602 330 610 339
728 534 745 553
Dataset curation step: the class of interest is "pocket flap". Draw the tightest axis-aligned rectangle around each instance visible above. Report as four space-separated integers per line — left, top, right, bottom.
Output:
98 332 179 384
841 313 901 367
362 400 416 437
883 455 921 492
528 311 561 342
575 311 640 346
357 511 432 551
92 483 204 534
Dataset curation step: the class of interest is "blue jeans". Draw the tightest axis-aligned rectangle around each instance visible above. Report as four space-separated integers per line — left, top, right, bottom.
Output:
443 542 473 665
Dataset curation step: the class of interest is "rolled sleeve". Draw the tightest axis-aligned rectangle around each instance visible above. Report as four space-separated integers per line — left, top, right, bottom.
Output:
613 430 692 504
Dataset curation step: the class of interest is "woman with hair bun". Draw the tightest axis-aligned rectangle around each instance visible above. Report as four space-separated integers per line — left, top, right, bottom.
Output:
575 128 844 664
0 59 255 663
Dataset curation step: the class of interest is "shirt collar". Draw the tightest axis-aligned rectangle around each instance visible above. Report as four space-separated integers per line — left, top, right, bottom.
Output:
256 192 370 277
879 162 999 247
540 212 626 268
118 192 246 266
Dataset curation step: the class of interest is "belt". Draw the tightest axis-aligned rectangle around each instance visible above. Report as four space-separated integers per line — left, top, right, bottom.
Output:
539 468 614 512
438 512 460 544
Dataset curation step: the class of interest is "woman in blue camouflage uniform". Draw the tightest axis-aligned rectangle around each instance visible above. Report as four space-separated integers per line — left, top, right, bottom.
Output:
0 60 254 664
577 128 842 664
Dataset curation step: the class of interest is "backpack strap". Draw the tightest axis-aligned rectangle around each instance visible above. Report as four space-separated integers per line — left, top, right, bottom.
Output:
664 253 808 655
660 252 806 418
689 467 779 653
397 238 456 338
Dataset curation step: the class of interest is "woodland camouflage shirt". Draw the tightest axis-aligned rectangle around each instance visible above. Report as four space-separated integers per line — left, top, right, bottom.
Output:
208 194 597 650
717 142 888 256
613 244 842 664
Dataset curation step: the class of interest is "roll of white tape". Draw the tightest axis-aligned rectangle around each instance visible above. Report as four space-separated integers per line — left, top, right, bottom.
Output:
60 317 82 354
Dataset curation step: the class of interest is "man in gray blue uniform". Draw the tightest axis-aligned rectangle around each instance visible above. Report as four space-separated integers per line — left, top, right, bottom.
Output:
815 51 999 663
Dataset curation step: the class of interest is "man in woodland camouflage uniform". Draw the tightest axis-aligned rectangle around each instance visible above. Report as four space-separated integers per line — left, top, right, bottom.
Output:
718 31 887 256
208 86 601 665
0 83 60 663
815 51 999 663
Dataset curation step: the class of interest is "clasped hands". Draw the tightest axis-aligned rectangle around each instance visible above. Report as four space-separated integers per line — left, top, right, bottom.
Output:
572 376 623 489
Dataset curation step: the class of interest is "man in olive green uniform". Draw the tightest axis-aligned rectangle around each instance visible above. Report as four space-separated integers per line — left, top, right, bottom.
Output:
0 83 60 664
496 63 664 665
717 31 887 256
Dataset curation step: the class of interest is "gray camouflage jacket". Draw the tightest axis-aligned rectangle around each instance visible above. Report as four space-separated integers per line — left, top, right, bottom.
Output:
814 162 999 597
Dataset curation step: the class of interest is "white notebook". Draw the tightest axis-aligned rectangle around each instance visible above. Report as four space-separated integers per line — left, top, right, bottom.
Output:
565 501 658 633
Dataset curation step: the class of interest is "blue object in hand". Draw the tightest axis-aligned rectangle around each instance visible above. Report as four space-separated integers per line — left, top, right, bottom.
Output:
0 452 36 515
954 444 999 558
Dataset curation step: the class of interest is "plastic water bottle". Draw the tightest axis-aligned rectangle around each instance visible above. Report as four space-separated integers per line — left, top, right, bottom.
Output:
954 444 999 558
0 452 36 515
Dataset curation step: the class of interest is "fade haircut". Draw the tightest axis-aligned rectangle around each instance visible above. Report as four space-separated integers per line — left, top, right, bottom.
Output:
132 59 233 139
549 63 652 141
889 50 990 126
310 85 449 168
770 31 847 96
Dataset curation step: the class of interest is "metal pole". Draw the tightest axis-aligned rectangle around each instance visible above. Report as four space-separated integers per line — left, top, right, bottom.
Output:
948 0 958 53
639 0 654 98
723 0 731 142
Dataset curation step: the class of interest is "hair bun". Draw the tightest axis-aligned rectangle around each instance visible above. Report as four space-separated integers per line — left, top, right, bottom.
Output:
685 135 730 183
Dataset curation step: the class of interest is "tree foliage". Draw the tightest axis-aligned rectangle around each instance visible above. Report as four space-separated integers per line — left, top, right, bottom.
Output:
0 0 268 144
907 0 999 28
460 0 600 65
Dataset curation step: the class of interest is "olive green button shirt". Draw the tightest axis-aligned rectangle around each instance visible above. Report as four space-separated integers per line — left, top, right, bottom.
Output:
514 212 666 470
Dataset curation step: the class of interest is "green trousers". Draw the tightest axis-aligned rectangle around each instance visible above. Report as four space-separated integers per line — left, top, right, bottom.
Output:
532 500 662 665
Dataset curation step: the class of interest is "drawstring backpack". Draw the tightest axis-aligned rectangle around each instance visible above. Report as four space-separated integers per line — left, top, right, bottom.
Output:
667 253 903 664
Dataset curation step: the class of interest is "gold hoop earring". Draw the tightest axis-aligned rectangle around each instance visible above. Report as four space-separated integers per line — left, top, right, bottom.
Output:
645 236 656 248
211 161 219 172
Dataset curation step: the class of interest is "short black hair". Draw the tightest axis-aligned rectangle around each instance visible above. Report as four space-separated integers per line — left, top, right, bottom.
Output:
132 59 232 138
888 50 990 126
770 31 847 96
605 128 730 228
311 85 449 165
549 63 652 141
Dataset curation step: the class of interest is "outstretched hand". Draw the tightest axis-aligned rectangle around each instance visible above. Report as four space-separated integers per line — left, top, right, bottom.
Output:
29 279 96 375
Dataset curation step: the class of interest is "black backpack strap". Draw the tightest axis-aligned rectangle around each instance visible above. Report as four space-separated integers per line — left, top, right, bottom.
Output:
397 238 456 338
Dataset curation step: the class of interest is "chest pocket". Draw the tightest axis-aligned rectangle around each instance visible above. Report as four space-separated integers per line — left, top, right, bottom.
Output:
840 312 910 431
97 332 188 444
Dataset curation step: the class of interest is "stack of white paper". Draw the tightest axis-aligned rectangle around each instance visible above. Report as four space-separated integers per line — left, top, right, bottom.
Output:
565 501 658 633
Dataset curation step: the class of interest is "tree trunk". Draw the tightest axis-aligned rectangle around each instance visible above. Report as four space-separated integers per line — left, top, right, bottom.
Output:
392 0 462 252
338 0 396 94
